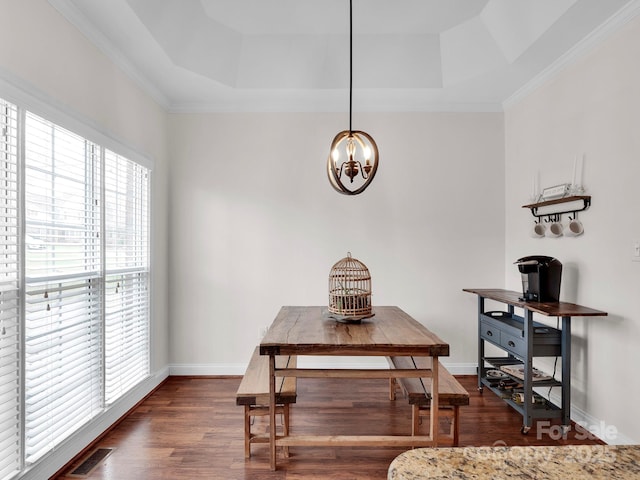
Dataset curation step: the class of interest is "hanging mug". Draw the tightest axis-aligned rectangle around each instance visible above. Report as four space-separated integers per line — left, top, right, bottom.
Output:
531 222 546 238
547 221 563 238
567 217 584 236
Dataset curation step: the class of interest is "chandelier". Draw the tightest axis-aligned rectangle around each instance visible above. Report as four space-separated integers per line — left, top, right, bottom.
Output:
327 0 379 195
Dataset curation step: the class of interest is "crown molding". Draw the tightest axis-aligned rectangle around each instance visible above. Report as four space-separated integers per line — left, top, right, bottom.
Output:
167 99 504 114
503 0 640 109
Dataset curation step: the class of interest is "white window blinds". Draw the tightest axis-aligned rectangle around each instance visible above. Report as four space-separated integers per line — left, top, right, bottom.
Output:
24 113 104 463
0 92 151 476
0 99 21 480
104 150 150 404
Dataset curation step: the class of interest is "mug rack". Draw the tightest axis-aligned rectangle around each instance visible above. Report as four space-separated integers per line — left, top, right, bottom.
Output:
522 195 591 220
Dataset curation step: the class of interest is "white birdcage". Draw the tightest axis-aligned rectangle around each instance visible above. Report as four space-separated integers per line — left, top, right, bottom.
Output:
328 252 372 318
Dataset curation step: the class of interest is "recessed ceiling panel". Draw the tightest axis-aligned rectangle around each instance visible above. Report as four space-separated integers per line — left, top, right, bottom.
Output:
236 34 347 89
354 34 442 89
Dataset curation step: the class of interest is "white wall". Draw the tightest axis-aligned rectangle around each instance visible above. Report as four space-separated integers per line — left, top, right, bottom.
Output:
504 14 640 444
0 0 170 477
168 111 505 373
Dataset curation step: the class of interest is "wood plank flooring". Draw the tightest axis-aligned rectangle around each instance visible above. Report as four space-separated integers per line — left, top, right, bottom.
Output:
54 376 603 480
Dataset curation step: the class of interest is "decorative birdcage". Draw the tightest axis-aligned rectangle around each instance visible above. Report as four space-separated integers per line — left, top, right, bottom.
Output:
328 252 372 319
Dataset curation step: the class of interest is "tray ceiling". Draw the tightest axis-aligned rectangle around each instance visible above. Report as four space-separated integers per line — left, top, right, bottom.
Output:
49 0 639 112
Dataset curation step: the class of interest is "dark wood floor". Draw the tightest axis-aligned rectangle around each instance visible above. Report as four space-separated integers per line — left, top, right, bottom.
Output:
54 376 603 480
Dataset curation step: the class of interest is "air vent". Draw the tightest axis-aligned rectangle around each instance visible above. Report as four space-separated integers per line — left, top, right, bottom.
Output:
68 448 114 477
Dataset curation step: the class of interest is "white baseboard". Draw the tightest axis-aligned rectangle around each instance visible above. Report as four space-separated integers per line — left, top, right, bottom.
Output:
439 362 478 375
168 361 479 376
169 363 247 376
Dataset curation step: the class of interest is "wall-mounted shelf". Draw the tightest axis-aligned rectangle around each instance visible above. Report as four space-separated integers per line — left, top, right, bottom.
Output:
522 195 591 219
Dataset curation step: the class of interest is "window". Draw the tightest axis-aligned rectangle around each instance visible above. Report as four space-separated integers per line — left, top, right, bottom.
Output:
0 98 20 480
104 150 149 404
24 113 103 463
0 96 151 476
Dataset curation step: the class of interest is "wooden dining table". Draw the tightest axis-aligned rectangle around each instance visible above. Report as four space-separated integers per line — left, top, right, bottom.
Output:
259 305 450 470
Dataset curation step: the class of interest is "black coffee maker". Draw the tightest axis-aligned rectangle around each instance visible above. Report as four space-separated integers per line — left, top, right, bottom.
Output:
515 255 562 302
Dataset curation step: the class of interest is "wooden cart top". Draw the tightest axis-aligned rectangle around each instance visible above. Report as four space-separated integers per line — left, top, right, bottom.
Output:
463 288 608 317
260 306 449 357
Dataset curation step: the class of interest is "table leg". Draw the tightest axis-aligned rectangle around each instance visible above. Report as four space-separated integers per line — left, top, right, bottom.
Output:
561 316 571 429
269 354 277 470
477 296 485 391
523 308 534 432
431 356 439 446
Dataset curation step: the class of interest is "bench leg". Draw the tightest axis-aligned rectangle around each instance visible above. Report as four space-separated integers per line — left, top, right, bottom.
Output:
389 378 397 401
283 404 290 457
244 405 291 458
244 405 251 458
415 406 460 446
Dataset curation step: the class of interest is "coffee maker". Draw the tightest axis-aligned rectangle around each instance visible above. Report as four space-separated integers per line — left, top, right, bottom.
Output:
514 255 562 302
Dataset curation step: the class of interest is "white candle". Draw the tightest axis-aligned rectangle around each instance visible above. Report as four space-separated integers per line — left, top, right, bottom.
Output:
572 154 577 187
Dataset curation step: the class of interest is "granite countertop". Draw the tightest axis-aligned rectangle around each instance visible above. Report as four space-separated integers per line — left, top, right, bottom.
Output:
388 445 640 480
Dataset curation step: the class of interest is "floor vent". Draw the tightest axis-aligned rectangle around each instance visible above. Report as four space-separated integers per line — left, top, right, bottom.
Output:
68 448 115 477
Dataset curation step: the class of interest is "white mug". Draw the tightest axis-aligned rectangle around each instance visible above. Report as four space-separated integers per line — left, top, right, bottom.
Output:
547 222 563 237
566 218 584 236
531 222 546 238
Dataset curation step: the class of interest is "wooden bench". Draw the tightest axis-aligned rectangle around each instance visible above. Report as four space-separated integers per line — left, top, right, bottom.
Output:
236 347 297 458
387 356 469 446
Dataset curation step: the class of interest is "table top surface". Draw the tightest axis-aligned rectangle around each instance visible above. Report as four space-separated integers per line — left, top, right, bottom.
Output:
463 288 608 317
260 306 449 357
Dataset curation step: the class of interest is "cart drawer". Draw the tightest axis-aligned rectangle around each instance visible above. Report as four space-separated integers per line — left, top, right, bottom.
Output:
501 331 525 358
480 311 562 357
480 321 501 345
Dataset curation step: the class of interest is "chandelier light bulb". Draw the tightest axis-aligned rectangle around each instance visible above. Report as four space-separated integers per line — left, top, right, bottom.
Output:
331 148 340 163
347 136 356 160
364 146 371 159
